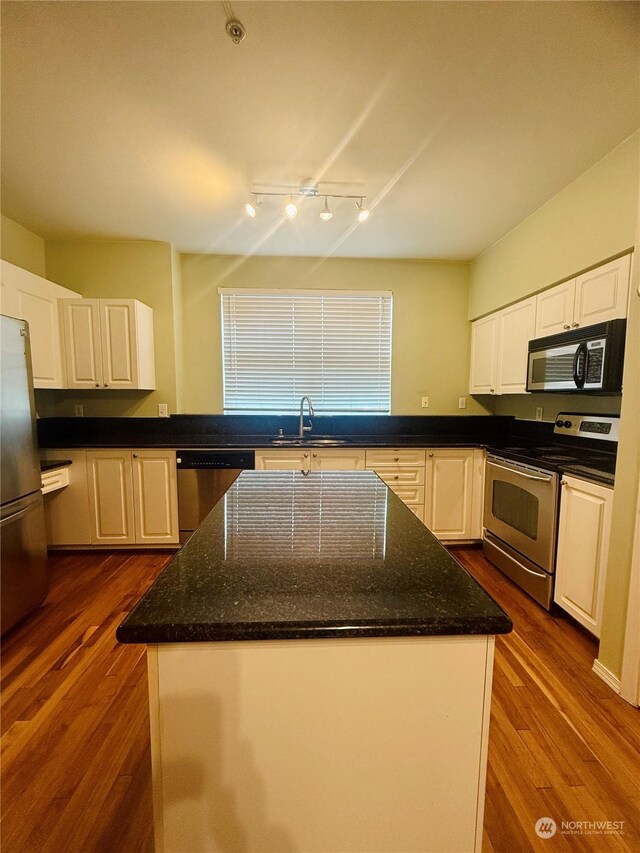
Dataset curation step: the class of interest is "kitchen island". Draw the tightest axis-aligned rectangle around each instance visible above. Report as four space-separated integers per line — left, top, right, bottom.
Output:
117 470 511 853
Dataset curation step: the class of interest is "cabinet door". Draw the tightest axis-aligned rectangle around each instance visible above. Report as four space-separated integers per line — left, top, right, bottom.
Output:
535 279 575 338
469 313 498 395
497 298 536 394
254 450 311 470
311 449 366 471
62 299 104 389
555 476 613 637
132 451 178 544
99 299 139 389
0 261 79 388
425 450 474 540
573 255 631 328
87 450 135 544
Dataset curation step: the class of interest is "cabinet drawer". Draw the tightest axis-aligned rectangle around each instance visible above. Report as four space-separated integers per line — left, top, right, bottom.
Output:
390 485 425 506
41 467 69 495
375 467 425 487
366 449 426 468
407 504 424 522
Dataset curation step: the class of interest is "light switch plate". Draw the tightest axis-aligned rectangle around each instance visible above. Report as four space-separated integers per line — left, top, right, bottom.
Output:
158 403 169 418
458 397 466 409
74 404 84 417
535 406 544 421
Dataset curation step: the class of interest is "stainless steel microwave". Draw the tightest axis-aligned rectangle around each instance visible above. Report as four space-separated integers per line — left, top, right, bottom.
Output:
526 319 626 393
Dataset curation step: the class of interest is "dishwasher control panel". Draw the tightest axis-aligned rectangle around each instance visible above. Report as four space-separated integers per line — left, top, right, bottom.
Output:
176 450 255 469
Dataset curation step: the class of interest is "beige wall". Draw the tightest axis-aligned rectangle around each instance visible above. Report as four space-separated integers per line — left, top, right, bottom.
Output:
1 215 46 277
181 254 489 417
469 132 639 321
469 132 640 681
42 239 181 417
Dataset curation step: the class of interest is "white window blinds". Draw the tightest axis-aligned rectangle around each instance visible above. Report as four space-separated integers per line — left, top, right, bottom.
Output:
220 288 392 414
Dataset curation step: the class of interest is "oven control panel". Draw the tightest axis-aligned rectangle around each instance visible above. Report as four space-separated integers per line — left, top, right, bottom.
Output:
553 413 619 443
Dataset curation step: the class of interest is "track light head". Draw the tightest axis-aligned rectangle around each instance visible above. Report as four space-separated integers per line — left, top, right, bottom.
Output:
285 196 298 219
356 199 370 222
320 197 333 221
245 195 261 218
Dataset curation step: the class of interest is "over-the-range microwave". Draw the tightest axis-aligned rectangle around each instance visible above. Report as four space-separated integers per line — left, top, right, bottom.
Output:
526 319 626 393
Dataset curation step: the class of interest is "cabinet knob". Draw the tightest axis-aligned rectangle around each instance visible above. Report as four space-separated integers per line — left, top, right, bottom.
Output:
490 388 495 393
429 452 434 457
563 324 571 330
312 452 317 458
133 453 138 458
572 322 579 328
561 479 566 486
303 453 309 458
394 474 399 480
95 382 100 387
394 456 399 462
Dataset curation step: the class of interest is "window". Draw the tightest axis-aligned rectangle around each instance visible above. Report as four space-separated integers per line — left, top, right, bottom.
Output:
220 288 392 414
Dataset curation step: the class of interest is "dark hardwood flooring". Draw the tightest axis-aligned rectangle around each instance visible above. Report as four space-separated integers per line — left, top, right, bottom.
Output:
1 548 639 852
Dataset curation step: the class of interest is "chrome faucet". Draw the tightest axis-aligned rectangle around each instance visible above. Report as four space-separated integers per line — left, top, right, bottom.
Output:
298 396 314 439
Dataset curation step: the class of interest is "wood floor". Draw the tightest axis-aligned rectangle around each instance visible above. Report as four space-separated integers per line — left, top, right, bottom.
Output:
1 548 639 852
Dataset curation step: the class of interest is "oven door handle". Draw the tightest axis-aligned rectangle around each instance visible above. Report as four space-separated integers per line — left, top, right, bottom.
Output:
486 459 553 483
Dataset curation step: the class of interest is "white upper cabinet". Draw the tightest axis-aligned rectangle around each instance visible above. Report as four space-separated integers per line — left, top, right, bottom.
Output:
534 254 631 339
0 260 80 388
470 299 534 396
469 312 499 395
496 297 536 394
573 255 631 328
62 298 155 390
534 278 575 338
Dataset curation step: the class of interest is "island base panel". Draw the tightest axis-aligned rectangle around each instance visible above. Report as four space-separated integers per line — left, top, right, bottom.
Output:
147 635 494 853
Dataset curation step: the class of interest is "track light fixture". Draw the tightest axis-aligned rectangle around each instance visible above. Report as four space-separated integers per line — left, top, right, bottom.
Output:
356 199 370 222
284 196 298 219
245 194 261 218
244 178 371 223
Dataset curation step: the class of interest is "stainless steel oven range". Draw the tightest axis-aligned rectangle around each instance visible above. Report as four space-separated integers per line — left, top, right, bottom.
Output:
483 413 619 610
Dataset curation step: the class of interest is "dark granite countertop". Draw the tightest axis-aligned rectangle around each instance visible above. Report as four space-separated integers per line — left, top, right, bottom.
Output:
117 470 512 644
40 459 72 471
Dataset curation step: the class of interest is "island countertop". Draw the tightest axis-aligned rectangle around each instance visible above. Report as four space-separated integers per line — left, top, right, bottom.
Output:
116 470 512 644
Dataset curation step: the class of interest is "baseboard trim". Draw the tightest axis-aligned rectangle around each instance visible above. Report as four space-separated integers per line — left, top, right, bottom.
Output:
592 659 621 694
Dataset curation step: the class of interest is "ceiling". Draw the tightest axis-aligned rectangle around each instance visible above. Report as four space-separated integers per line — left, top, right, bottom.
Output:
1 1 639 260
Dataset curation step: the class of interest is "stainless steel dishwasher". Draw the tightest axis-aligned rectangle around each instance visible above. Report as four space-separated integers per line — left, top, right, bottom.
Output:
176 450 255 543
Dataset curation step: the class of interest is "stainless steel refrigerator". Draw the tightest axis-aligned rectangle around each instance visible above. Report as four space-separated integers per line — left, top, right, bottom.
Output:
1 314 48 634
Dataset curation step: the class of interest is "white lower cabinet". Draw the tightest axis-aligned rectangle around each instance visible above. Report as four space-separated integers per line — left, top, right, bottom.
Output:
254 448 366 471
132 451 179 544
43 448 178 547
554 475 613 637
366 447 482 540
41 450 93 546
425 449 475 541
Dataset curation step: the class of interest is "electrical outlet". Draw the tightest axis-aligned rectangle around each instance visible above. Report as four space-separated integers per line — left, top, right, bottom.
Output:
421 396 429 408
458 396 466 409
74 404 84 417
535 406 544 421
157 403 169 418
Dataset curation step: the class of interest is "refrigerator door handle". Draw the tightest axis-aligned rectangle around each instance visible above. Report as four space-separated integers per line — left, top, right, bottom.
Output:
0 504 33 527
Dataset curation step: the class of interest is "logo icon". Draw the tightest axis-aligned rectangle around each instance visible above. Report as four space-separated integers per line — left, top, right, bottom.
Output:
535 817 557 838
